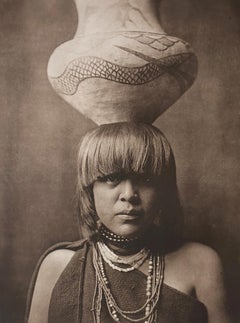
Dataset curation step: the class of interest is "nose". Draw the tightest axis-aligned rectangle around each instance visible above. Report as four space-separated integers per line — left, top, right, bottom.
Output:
119 179 139 203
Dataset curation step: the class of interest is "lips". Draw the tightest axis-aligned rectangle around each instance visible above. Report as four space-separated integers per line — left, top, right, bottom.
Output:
116 209 143 219
116 209 142 215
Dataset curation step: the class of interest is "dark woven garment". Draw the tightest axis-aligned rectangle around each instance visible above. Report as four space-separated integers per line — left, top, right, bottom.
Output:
25 240 208 323
48 240 207 323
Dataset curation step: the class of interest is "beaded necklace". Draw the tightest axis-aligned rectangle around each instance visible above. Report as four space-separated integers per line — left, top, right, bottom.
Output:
98 224 144 249
97 241 150 272
92 243 165 323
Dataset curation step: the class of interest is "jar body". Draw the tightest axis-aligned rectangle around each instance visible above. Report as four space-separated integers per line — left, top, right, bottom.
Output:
47 1 197 124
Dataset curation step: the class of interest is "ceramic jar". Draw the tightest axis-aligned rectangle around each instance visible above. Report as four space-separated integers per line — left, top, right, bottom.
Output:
47 0 197 124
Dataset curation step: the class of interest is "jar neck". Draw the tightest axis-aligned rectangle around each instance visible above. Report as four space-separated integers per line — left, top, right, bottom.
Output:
74 0 163 35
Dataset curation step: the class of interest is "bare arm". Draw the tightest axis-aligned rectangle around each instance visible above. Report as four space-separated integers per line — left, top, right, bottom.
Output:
28 249 75 323
194 245 231 323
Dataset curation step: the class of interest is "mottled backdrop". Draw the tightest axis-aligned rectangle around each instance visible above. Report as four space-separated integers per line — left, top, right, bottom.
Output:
0 0 239 322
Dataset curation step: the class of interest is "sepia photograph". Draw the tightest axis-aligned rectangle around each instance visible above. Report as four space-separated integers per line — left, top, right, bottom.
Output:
0 0 239 322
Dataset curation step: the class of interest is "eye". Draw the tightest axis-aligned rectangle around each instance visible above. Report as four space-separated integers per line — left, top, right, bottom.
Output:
139 174 157 185
106 174 121 184
98 174 122 185
141 174 152 182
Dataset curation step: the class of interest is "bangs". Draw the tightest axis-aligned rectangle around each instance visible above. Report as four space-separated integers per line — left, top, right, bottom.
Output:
78 123 172 187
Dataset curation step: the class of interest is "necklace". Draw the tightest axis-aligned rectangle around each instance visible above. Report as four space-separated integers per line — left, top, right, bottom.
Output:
92 243 165 323
97 241 150 272
98 224 143 249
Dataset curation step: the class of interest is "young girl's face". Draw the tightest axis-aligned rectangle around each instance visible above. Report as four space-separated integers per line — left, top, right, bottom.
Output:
93 172 162 237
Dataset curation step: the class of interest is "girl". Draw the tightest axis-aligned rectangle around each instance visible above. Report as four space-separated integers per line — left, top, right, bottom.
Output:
26 122 230 323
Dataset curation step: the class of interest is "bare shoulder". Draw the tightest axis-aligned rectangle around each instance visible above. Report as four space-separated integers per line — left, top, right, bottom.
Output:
28 249 75 323
165 242 222 293
32 249 75 289
186 243 225 285
176 242 230 323
177 242 222 267
37 248 75 274
173 242 224 293
166 242 222 273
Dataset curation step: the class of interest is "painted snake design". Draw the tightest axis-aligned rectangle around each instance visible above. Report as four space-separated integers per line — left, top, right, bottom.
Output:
50 34 196 95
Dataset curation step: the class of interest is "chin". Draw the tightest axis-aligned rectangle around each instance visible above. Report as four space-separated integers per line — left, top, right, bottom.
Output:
114 223 145 238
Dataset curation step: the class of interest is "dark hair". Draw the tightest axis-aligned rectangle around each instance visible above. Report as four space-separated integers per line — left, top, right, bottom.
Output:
76 122 183 247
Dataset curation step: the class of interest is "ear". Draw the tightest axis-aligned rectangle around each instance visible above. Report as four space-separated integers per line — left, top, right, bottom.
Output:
96 219 101 229
153 209 162 227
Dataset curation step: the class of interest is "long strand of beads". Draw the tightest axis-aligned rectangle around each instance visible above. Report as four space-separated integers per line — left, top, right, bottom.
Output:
92 244 165 322
103 253 161 322
95 249 120 322
92 271 103 323
145 254 153 321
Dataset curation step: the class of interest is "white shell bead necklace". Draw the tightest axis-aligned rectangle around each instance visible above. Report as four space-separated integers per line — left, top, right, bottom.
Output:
97 241 150 272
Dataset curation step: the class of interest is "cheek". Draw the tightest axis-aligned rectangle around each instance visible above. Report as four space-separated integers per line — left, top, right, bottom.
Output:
94 198 103 215
141 189 161 208
94 194 108 215
93 187 117 217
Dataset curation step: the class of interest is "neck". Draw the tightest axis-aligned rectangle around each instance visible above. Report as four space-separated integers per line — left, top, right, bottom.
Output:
98 224 148 255
105 241 145 256
74 0 163 35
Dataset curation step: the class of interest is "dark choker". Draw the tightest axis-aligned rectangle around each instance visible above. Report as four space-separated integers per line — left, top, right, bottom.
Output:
98 225 144 249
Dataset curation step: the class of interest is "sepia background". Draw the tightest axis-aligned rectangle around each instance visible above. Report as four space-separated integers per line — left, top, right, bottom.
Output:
0 0 239 322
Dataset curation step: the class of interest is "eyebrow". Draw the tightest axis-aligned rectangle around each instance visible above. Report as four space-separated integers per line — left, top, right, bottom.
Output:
96 172 158 181
96 173 123 181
